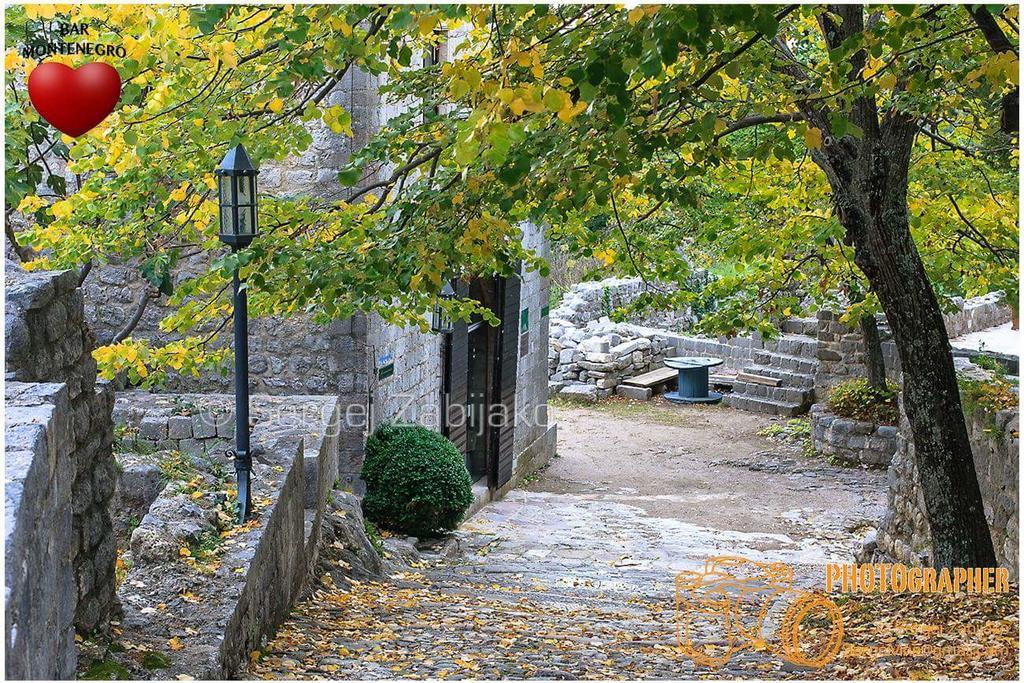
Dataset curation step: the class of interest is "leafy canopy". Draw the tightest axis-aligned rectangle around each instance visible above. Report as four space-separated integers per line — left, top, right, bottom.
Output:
5 4 1017 382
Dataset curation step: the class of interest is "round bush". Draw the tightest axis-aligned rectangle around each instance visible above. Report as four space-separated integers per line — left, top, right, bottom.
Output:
360 423 473 539
827 378 900 425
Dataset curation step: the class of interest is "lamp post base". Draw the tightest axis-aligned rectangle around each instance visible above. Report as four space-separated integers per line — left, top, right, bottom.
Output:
236 460 252 522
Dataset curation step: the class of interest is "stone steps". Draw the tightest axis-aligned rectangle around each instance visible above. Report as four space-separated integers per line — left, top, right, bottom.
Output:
739 363 816 389
727 337 819 416
760 333 818 359
752 350 819 375
780 317 819 337
731 380 812 407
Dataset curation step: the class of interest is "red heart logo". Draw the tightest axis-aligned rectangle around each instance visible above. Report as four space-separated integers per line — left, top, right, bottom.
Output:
28 62 121 137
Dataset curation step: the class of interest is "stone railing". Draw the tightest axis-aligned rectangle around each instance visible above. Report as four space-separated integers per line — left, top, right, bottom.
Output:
943 291 1012 339
809 404 898 467
5 264 117 678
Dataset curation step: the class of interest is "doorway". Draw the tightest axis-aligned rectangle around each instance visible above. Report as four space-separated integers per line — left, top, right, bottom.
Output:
442 275 519 491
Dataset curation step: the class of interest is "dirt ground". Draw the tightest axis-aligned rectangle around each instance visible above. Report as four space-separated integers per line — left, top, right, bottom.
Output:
532 397 886 555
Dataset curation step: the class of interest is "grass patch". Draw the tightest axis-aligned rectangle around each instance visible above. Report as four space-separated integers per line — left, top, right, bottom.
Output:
113 424 157 456
81 659 132 680
827 378 900 425
758 418 816 456
363 519 385 556
141 651 171 670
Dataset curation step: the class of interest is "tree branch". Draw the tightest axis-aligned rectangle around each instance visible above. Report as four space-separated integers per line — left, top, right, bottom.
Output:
104 287 158 345
714 112 804 141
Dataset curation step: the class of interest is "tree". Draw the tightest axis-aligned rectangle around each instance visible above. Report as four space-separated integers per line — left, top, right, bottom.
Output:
5 3 536 384
6 4 1017 567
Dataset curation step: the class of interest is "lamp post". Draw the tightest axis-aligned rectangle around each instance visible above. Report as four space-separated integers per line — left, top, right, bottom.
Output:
216 144 259 522
431 281 456 334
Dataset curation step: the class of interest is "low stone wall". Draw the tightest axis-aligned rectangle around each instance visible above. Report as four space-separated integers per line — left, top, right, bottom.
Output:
551 277 694 330
943 291 1012 338
5 265 117 638
4 382 77 680
549 317 767 400
108 391 342 678
872 389 1019 579
809 404 897 467
816 293 1013 394
112 391 342 509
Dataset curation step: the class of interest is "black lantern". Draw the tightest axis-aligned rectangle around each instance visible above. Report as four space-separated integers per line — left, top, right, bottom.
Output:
216 144 259 248
431 281 456 334
216 144 259 522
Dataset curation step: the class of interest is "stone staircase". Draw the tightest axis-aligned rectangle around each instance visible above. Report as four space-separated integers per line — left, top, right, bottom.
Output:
725 318 819 416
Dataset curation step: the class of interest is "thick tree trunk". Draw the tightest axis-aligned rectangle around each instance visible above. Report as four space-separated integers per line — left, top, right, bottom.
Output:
803 3 995 570
858 314 887 391
839 170 997 569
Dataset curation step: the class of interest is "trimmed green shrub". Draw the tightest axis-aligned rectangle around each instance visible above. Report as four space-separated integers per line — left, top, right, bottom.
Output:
828 378 900 425
361 422 473 538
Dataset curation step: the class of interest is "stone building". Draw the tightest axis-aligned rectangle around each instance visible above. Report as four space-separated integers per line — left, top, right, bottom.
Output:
82 55 555 501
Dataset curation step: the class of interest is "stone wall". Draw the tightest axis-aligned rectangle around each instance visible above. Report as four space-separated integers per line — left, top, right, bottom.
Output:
814 311 901 393
104 391 344 678
872 382 1019 579
549 315 768 400
815 293 1013 394
83 262 370 398
111 391 342 510
5 265 117 636
943 291 1012 339
551 277 693 330
4 382 77 679
513 222 555 465
809 404 898 467
367 316 442 433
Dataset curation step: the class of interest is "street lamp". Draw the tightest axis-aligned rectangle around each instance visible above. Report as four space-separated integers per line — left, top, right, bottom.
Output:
216 143 259 522
431 280 456 334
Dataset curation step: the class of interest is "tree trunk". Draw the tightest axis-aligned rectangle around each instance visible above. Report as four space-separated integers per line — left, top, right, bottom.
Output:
858 314 887 391
831 143 997 569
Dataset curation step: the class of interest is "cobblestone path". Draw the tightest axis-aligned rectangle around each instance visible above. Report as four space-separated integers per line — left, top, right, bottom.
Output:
250 404 888 679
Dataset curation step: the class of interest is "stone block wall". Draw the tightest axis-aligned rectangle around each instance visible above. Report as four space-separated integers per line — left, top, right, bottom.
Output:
83 261 370 398
551 276 694 331
366 316 442 430
815 293 1012 394
5 264 117 636
943 291 1012 338
514 223 554 463
814 310 901 394
4 382 77 679
809 404 898 467
550 316 767 399
873 400 1019 579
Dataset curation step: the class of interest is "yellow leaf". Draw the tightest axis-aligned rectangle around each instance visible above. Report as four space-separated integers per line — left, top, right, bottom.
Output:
805 127 823 150
268 98 284 113
168 636 184 651
417 14 437 36
179 546 191 557
190 490 204 500
628 7 645 25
